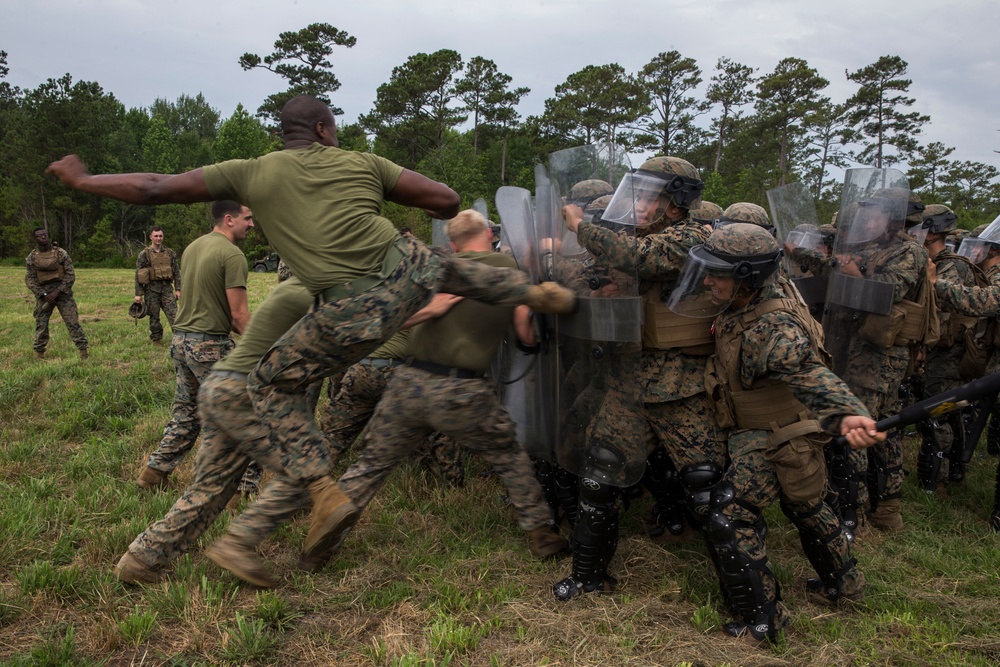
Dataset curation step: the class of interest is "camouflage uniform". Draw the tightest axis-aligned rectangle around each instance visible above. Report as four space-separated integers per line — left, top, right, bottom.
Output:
835 231 927 526
277 259 293 282
247 234 545 490
143 231 261 494
135 245 180 343
25 244 88 355
125 278 315 572
337 365 551 531
554 157 726 600
922 243 978 489
320 331 465 486
694 223 867 642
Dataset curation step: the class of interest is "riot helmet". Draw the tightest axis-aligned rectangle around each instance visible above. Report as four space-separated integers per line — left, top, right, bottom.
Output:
129 300 148 320
690 200 723 225
668 223 784 316
568 179 614 209
603 156 704 229
909 204 957 244
958 213 1000 265
841 188 907 246
716 202 776 236
905 191 925 227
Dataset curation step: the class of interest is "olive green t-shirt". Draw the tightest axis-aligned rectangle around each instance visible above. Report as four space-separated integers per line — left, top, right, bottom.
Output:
202 144 404 294
215 277 314 374
406 251 517 372
173 231 248 335
369 329 411 360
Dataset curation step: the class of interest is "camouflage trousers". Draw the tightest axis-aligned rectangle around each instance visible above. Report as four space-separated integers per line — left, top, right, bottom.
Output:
923 344 966 482
143 284 177 342
844 347 911 508
248 235 534 486
338 365 552 531
128 372 308 569
723 430 863 618
148 333 261 491
33 291 87 353
321 360 464 486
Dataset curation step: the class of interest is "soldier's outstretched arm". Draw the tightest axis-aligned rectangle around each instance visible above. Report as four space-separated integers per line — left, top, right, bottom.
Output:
46 155 212 205
387 169 460 220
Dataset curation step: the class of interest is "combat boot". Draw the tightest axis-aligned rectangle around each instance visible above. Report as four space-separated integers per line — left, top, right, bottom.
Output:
302 477 360 561
136 466 169 491
868 498 903 532
528 525 569 559
205 534 277 588
79 348 88 360
523 282 577 314
114 552 161 585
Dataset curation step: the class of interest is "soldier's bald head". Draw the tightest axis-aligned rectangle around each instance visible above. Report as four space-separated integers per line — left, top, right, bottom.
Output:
280 96 335 139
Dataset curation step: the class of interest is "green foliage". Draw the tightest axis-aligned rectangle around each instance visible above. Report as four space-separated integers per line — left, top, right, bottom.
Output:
217 613 281 665
240 22 357 123
214 104 279 161
118 606 158 646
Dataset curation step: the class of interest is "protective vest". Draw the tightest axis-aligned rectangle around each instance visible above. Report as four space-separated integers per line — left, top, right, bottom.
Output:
705 281 830 501
857 241 939 348
642 285 715 355
33 249 64 283
930 251 984 346
149 249 174 281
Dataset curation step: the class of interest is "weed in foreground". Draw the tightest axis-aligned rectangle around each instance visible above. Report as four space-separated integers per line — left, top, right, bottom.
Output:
217 612 281 665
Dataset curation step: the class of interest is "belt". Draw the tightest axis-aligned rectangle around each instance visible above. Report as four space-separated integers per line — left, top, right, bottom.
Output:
174 331 230 341
405 357 485 379
360 358 402 368
213 369 249 382
319 238 407 303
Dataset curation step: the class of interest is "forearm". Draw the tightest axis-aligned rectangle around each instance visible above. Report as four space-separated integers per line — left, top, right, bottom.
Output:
935 279 1000 317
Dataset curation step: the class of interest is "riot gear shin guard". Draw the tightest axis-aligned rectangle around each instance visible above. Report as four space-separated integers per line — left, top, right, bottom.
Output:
781 499 860 603
643 447 687 538
702 482 780 643
825 443 862 539
534 459 579 527
553 478 619 601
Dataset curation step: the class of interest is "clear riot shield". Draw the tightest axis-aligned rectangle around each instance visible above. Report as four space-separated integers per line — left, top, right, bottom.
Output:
494 186 547 449
959 213 1000 265
431 218 449 248
767 182 829 309
822 168 911 375
536 144 645 487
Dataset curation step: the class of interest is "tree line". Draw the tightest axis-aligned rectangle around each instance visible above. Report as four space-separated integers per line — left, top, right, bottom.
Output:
1 23 996 263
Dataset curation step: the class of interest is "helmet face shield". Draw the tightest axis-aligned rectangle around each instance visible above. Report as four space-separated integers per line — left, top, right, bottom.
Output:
667 242 782 317
958 237 993 265
603 171 662 228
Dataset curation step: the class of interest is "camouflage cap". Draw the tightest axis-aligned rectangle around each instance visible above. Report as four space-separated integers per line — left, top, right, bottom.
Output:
921 204 958 234
972 223 990 238
569 179 614 205
720 202 771 229
639 156 700 181
690 200 723 223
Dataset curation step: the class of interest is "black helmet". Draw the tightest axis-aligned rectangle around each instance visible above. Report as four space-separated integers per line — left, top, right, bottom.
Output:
129 301 148 320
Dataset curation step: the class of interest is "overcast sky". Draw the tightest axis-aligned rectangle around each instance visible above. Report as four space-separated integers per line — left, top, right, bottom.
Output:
3 0 999 171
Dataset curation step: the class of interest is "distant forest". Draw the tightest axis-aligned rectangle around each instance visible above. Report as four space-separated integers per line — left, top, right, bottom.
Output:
1 24 996 264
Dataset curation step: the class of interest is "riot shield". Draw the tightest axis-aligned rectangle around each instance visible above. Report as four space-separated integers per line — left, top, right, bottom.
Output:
430 218 449 248
766 182 829 308
537 144 645 487
822 168 911 375
494 186 548 450
958 213 1000 265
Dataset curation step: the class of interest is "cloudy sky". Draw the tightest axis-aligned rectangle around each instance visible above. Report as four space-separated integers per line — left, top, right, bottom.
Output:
3 0 999 170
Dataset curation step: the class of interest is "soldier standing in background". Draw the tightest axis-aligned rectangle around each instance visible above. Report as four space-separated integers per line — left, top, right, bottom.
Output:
25 227 88 360
134 225 180 345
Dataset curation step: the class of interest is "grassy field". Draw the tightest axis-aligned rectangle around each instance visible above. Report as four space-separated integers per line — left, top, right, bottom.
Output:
2 265 1000 666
